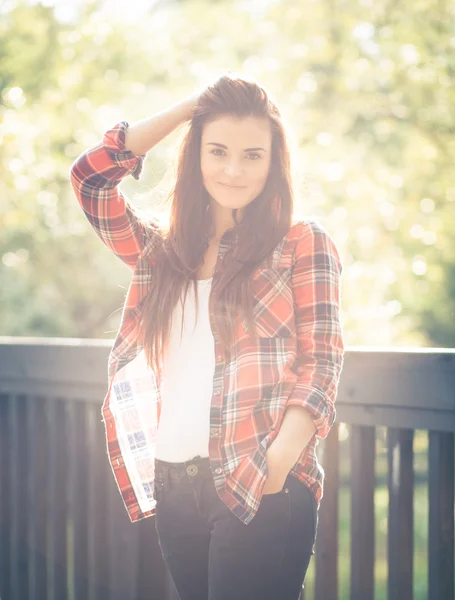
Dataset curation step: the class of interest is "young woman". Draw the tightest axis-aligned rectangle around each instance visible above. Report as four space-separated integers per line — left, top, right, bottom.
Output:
70 73 345 600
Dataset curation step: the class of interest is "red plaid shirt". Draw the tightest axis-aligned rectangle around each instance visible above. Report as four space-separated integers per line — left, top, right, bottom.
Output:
70 121 345 525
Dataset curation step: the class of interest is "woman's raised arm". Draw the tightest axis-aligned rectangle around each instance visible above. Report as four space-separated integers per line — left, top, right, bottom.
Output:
69 95 198 269
124 94 197 155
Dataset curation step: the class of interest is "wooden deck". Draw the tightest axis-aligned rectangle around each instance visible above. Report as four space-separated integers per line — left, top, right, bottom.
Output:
0 338 453 600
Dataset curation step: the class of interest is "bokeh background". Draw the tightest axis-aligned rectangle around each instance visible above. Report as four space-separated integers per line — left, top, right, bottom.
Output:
2 0 454 348
1 1 454 599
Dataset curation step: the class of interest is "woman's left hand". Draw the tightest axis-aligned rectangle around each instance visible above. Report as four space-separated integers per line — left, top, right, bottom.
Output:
262 443 291 495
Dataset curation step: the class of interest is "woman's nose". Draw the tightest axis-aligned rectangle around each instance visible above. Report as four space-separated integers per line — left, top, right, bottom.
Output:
224 162 243 177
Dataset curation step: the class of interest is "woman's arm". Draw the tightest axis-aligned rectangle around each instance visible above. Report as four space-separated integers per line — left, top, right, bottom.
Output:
285 220 345 438
264 220 345 493
124 95 197 155
264 406 316 494
69 96 198 269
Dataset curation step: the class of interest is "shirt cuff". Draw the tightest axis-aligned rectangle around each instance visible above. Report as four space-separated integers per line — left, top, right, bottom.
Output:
103 120 147 180
286 386 336 439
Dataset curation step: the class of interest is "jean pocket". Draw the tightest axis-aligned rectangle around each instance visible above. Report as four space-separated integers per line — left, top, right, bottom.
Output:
261 472 292 502
153 474 168 503
152 482 162 503
262 484 288 499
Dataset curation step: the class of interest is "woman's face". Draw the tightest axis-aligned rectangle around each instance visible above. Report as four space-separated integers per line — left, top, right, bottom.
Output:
200 115 272 213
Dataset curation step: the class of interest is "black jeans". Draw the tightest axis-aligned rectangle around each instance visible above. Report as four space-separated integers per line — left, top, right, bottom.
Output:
153 455 318 600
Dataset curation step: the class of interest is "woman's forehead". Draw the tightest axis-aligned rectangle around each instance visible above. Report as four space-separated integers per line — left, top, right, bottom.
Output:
201 115 272 148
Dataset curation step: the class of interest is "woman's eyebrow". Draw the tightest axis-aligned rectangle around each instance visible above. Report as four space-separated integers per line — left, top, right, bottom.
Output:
206 142 267 152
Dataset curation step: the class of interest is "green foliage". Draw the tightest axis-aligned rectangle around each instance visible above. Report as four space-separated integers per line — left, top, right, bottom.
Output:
1 0 454 347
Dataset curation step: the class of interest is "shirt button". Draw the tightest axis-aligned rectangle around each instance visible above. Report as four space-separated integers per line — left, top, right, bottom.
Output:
214 467 222 475
216 355 223 363
210 427 220 437
214 390 221 396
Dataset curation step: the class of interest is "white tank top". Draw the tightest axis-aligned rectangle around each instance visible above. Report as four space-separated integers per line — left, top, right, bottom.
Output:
155 277 215 462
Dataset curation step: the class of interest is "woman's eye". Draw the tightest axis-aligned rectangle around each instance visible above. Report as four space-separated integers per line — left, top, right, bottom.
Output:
210 149 261 160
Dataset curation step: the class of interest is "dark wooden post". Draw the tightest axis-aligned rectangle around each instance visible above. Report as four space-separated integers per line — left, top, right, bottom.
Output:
428 431 454 600
314 423 339 600
350 425 375 600
387 428 414 600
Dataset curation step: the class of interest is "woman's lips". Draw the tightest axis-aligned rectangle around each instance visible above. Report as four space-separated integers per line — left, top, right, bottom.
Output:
219 182 246 188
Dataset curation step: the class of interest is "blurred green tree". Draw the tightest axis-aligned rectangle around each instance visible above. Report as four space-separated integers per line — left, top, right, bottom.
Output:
1 0 454 348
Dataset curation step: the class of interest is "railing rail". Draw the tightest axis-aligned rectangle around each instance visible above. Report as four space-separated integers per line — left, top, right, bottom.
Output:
0 338 454 600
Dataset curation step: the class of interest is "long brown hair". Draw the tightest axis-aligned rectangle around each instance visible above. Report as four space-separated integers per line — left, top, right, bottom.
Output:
139 73 294 377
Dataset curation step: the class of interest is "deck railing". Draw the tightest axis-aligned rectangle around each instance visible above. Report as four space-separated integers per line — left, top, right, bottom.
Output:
0 338 453 600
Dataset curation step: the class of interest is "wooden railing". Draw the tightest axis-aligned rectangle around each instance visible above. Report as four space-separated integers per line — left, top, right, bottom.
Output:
0 338 453 600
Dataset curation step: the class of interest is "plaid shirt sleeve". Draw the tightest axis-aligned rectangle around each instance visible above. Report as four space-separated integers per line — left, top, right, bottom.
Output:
288 220 345 438
70 121 155 269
